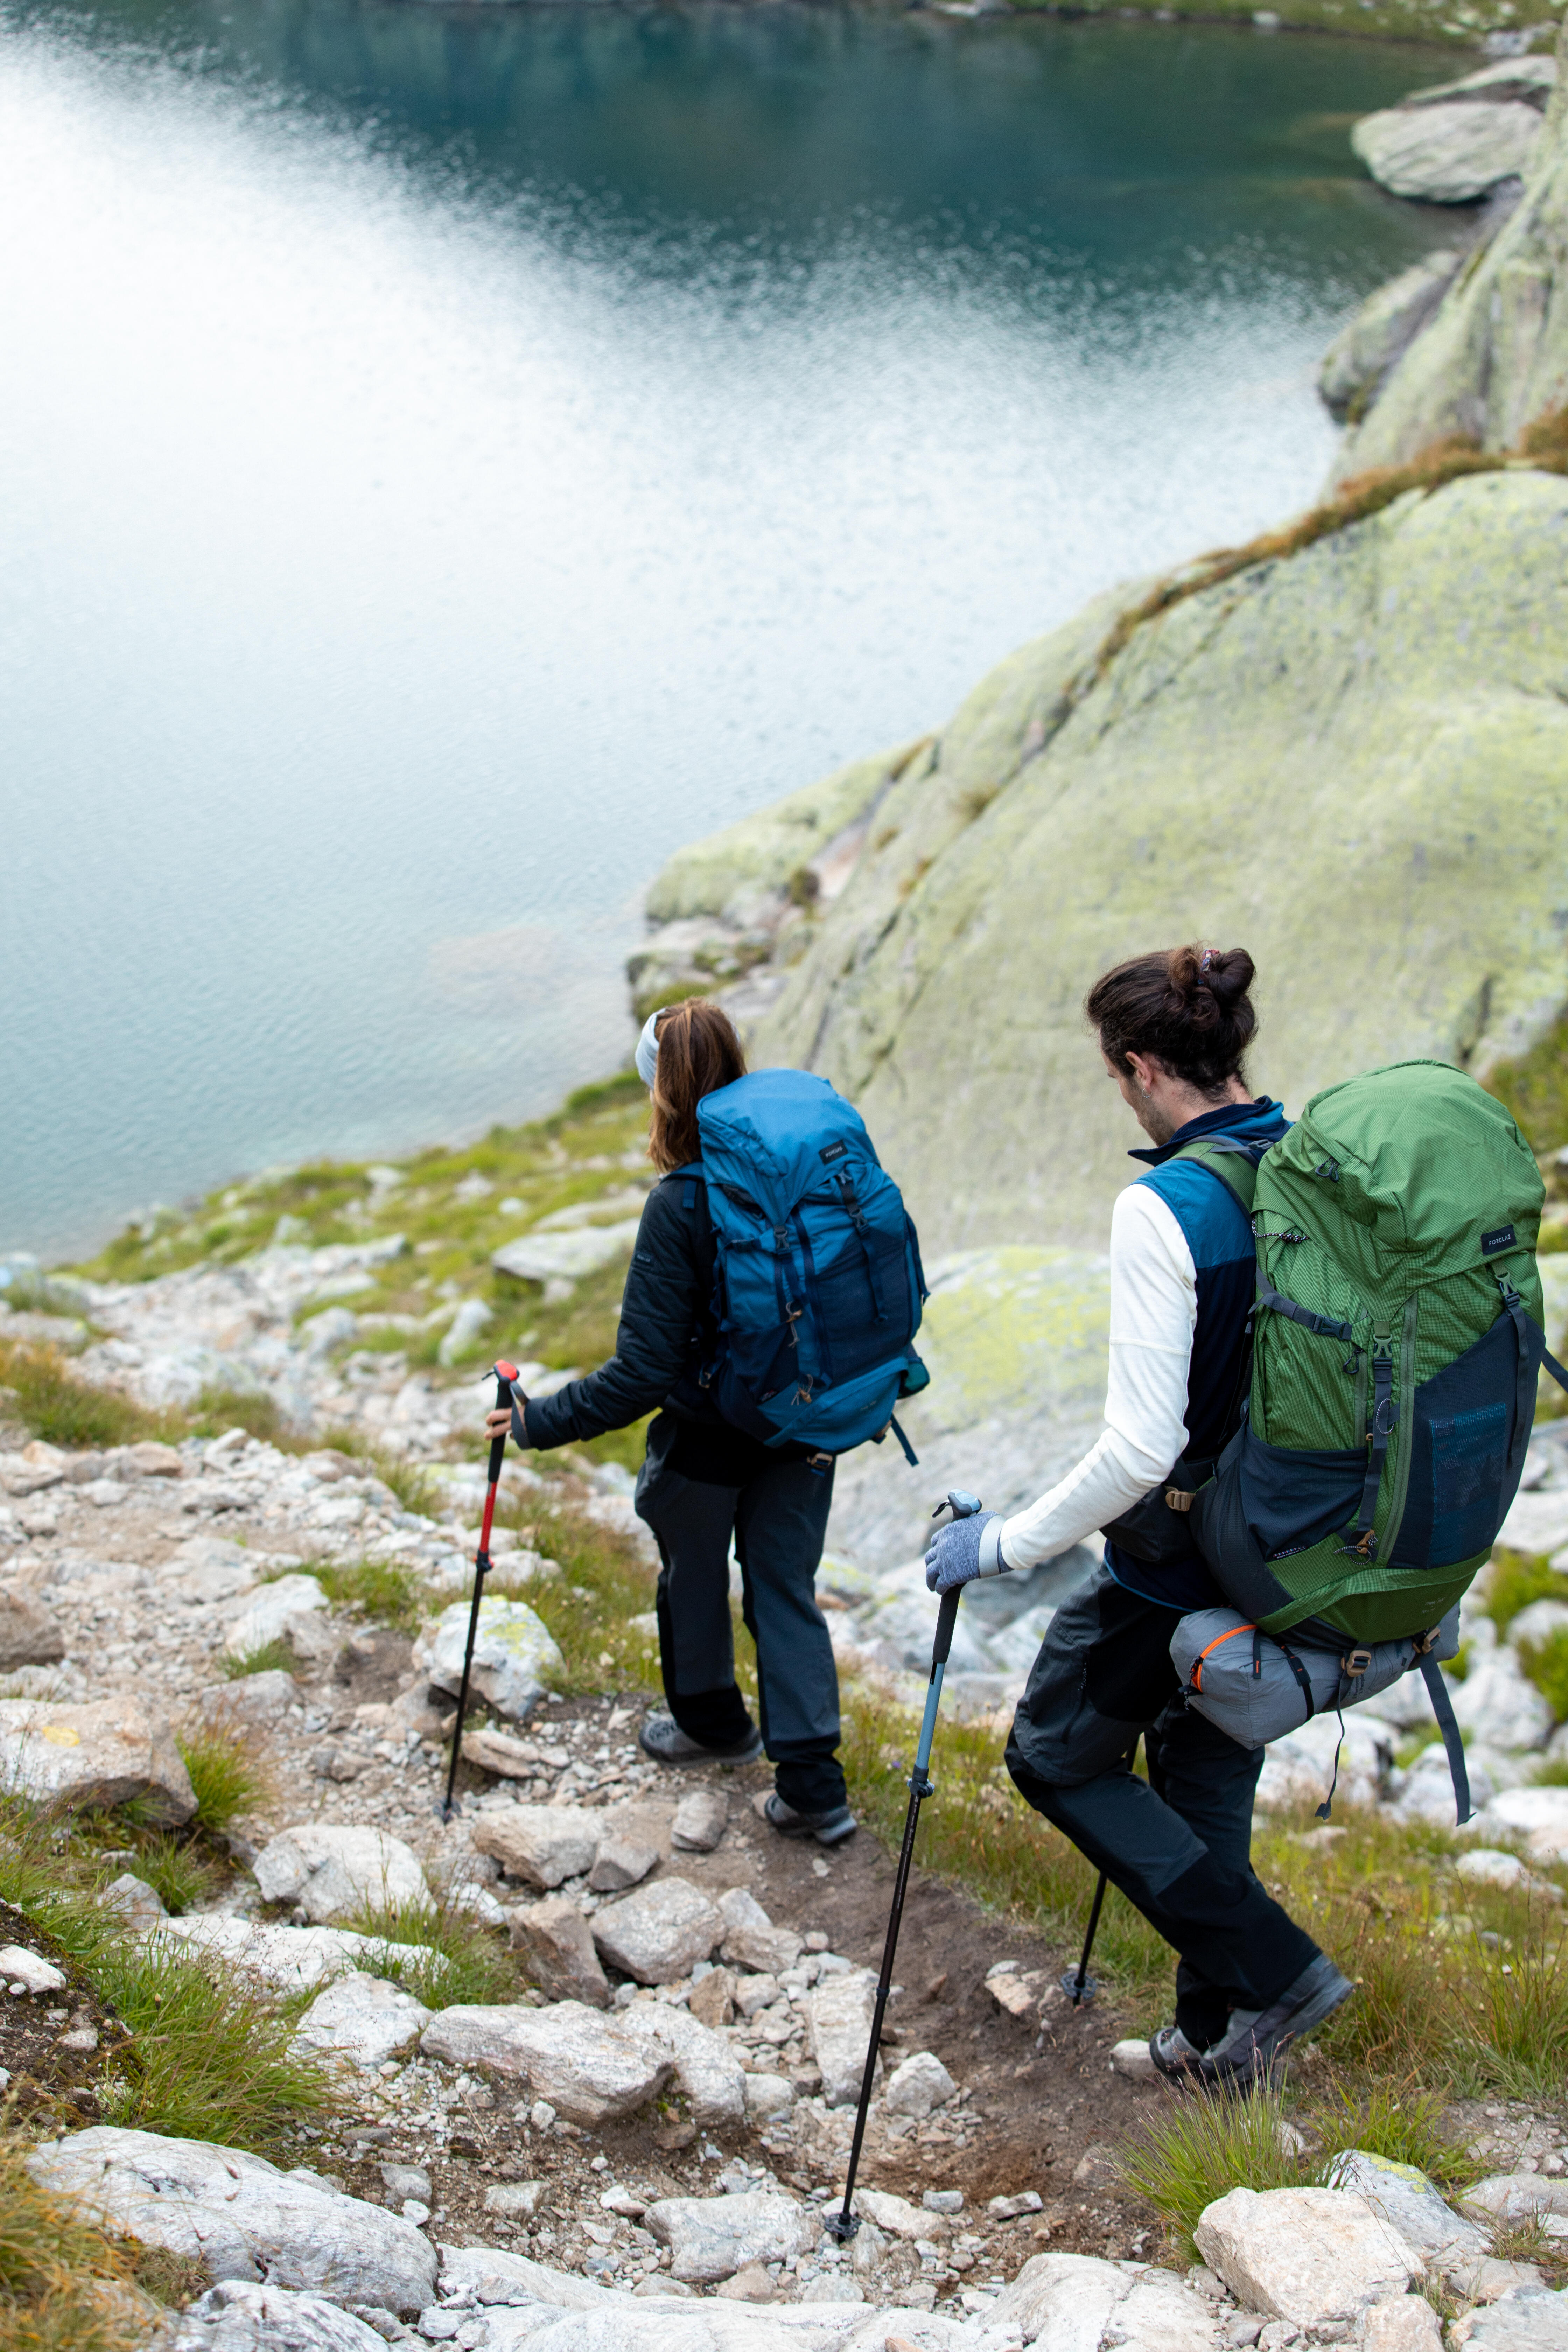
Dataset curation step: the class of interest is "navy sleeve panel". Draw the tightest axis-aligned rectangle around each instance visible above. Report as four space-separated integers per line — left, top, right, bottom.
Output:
521 1181 709 1450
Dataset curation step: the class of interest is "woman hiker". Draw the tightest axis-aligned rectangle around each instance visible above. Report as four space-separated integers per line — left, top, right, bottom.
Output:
921 945 1353 2087
486 998 856 1850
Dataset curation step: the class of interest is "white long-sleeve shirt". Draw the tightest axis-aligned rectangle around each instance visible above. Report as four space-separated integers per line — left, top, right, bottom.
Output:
999 1184 1198 1571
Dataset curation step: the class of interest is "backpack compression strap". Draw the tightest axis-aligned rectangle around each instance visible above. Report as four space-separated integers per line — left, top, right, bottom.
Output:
1418 1651 1472 1826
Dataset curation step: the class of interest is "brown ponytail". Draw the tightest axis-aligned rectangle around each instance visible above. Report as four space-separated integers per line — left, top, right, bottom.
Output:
647 1000 747 1172
1085 945 1257 1096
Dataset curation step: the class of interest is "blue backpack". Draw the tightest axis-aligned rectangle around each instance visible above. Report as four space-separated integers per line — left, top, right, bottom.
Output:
680 1068 930 1461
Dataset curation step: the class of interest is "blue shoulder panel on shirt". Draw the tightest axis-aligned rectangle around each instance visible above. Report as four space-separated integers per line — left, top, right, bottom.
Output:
1134 1157 1254 1273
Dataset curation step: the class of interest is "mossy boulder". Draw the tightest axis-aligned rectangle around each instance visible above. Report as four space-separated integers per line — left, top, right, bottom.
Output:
686 468 1568 1256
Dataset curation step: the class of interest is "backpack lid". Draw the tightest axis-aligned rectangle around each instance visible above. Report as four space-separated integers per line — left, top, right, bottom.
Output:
695 1068 878 1224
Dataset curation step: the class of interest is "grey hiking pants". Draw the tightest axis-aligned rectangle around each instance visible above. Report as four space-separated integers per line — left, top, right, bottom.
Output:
634 1413 844 1812
1005 1563 1320 2047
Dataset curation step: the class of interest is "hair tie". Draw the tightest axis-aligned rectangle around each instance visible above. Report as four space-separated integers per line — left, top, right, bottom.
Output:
635 1008 666 1089
1199 950 1214 974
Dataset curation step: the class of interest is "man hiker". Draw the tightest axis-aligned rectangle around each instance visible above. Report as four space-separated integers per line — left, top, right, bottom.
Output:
922 944 1353 2085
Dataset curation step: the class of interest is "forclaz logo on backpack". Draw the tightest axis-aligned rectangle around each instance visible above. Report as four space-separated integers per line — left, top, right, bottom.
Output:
818 1141 848 1164
1481 1225 1517 1256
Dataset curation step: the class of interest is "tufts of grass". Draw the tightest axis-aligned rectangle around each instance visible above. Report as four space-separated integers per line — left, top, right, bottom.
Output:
189 1386 301 1449
0 1806 340 2156
0 1343 176 1451
496 1500 666 1701
345 1893 519 2009
1308 2079 1479 2194
1451 1940 1568 2103
310 1556 429 1638
221 1636 297 1681
1518 1628 1568 1724
317 1430 439 1520
112 1831 220 1918
1117 2075 1306 2259
0 2138 144 2352
1484 1550 1566 1638
174 1717 272 1837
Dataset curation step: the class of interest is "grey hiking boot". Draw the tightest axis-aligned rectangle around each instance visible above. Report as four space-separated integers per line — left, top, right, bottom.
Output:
638 1715 763 1768
1149 1953 1354 2088
762 1792 858 1848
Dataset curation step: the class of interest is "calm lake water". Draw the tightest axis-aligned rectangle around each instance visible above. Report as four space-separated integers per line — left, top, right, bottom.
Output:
1 0 1455 1258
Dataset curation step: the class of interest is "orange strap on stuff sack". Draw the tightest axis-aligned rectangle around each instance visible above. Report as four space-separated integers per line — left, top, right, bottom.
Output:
1189 1621 1256 1693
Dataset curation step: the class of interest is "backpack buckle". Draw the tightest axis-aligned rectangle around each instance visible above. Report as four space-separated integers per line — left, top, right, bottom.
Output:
1165 1488 1193 1514
1342 1648 1372 1676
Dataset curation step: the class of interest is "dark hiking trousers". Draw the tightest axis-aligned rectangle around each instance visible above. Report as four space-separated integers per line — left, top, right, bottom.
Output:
1005 1564 1320 2050
635 1416 844 1814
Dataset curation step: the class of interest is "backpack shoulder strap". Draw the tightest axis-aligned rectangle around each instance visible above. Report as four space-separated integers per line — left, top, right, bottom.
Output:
663 1162 706 1212
1169 1135 1264 1216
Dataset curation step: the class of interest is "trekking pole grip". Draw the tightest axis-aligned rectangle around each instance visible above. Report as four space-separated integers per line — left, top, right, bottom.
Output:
932 1586 961 1670
488 1361 518 1485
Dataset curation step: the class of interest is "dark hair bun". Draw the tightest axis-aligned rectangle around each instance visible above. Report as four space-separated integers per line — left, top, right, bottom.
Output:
1086 943 1258 1094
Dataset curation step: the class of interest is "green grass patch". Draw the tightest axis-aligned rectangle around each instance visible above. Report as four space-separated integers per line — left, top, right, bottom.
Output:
1518 1628 1568 1723
310 1556 430 1637
189 1386 301 1448
1484 1550 1566 1637
222 1637 298 1680
174 1717 272 1837
0 1343 177 1451
0 2138 145 2352
493 1500 664 1699
317 1432 439 1520
1488 1011 1568 1160
346 1893 520 2008
111 1830 222 1917
1117 2075 1307 2259
0 1808 340 2156
1451 1938 1568 2103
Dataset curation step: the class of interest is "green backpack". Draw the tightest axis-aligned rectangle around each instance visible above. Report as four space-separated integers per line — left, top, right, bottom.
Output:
1190 1059 1548 1635
1177 1061 1560 1811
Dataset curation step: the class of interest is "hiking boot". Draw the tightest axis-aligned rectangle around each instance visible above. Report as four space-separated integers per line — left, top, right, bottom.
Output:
761 1792 858 1848
1148 1954 1354 2089
638 1715 763 1768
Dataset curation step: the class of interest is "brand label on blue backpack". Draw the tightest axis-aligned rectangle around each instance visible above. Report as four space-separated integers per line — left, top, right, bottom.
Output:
1481 1224 1517 1256
819 1140 848 1164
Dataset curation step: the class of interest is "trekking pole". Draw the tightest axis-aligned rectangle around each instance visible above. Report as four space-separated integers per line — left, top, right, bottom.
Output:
1059 1741 1139 2005
826 1489 983 2246
442 1360 518 1821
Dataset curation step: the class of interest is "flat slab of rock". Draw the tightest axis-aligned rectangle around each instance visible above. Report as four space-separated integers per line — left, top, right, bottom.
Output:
194 1668 302 1729
1466 2174 1568 2225
1362 2300 1446 2352
421 1999 673 2124
436 2244 608 2309
510 1894 611 2008
472 1806 601 1890
28 2126 437 2316
413 1596 564 1722
996 2252 1218 2352
252 1825 431 1925
643 2189 817 2284
1195 2186 1420 2326
671 1788 730 1852
620 1999 748 2126
1474 1787 1568 1864
462 1726 553 1779
1453 2289 1568 2352
806 1967 878 2107
1351 97 1544 203
719 1886 804 1977
292 1971 431 2073
588 1834 660 1892
0 1584 65 1671
0 1695 196 1824
1324 2150 1484 2260
592 1876 724 1985
144 1916 443 1993
159 2278 390 2350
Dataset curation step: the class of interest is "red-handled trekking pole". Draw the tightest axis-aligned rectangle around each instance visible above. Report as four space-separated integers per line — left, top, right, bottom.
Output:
442 1361 517 1821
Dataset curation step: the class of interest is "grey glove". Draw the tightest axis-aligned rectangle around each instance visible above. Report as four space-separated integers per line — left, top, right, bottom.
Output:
924 1511 1008 1594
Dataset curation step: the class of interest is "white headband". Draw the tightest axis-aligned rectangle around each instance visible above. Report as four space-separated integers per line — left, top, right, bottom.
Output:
635 1008 666 1089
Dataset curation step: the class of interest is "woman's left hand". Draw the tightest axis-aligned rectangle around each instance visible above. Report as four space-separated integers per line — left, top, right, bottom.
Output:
485 1400 526 1443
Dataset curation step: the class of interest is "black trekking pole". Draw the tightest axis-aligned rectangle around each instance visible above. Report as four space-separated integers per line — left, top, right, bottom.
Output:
1059 1740 1141 2005
826 1489 983 2247
441 1360 517 1821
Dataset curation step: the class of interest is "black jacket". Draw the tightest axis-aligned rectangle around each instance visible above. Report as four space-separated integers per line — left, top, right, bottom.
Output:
521 1174 793 1480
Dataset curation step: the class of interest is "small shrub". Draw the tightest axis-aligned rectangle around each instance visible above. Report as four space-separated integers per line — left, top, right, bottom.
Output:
222 1638 296 1681
175 1719 271 1835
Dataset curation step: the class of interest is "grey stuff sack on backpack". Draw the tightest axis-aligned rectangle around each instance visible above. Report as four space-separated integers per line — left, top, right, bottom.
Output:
1169 1606 1460 1751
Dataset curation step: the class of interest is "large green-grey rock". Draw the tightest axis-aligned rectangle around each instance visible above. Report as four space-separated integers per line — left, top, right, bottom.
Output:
1318 248 1464 422
1337 19 1568 471
743 468 1568 1255
1350 56 1554 204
